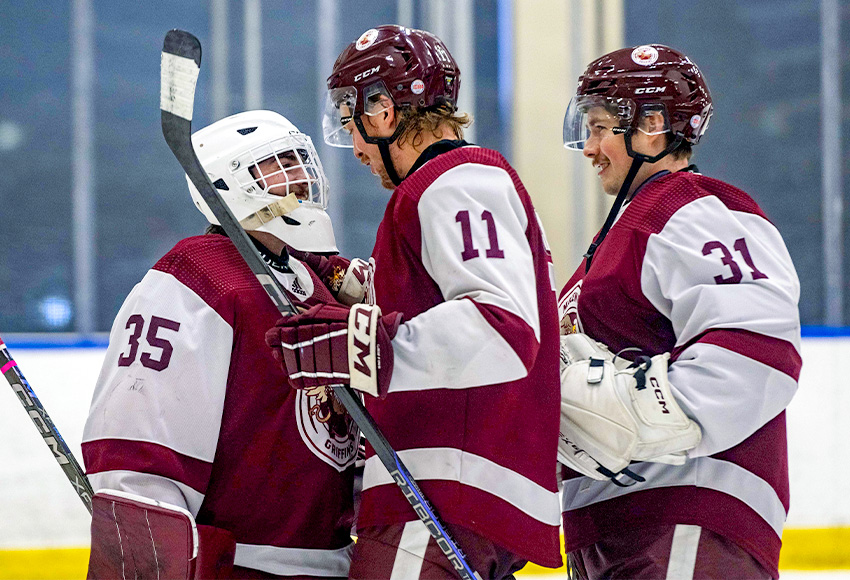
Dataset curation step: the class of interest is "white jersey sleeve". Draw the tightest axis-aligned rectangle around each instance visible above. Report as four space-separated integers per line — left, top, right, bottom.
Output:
83 268 233 515
388 162 541 392
641 195 801 456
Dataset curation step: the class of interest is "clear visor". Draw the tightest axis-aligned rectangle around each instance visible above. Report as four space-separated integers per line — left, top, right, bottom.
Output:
231 133 328 208
321 82 394 148
563 95 669 150
322 86 357 148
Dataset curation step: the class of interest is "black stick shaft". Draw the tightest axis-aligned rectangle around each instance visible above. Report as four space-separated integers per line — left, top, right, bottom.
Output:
0 337 94 514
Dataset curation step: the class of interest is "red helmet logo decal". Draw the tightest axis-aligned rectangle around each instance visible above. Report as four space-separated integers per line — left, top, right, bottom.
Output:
411 79 425 94
355 28 379 51
631 45 659 66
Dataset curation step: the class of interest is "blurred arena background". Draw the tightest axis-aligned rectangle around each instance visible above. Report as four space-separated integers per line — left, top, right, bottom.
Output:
1 0 848 578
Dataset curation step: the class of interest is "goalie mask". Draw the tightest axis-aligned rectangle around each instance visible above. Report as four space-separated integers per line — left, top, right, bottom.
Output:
187 110 337 253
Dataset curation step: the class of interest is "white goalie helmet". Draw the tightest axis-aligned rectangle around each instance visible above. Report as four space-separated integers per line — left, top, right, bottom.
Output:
187 110 338 253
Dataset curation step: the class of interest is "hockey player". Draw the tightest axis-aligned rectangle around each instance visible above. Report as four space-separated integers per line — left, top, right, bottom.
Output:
264 25 563 579
82 110 364 579
556 45 801 579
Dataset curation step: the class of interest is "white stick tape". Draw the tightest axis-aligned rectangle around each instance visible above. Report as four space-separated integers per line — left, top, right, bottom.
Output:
160 52 199 121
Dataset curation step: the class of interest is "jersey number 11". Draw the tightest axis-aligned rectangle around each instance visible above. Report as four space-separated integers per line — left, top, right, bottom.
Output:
456 210 505 261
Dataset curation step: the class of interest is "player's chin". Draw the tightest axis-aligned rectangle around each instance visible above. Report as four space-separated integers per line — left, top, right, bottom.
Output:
378 173 395 190
601 178 621 196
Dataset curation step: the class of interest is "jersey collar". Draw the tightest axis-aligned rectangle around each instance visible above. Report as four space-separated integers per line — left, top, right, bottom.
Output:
405 139 470 181
252 238 293 274
627 164 701 205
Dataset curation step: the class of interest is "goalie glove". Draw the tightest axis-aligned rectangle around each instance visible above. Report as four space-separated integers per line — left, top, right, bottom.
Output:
265 303 403 398
558 334 702 486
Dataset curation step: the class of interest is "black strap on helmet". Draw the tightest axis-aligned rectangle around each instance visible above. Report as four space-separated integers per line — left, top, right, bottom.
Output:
353 115 407 187
583 129 685 273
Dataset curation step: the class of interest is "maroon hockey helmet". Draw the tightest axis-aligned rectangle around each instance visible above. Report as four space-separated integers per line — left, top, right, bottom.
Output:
567 45 713 274
322 25 461 148
563 44 713 153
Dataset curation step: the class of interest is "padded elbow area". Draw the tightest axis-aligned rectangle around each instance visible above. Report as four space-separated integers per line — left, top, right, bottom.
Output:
470 298 540 372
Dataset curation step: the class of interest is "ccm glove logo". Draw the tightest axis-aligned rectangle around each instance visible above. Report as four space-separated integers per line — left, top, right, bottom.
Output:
350 305 376 378
650 376 670 414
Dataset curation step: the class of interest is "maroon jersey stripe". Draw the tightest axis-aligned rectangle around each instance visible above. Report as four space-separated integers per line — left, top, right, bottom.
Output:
672 328 802 381
469 298 539 371
83 438 212 494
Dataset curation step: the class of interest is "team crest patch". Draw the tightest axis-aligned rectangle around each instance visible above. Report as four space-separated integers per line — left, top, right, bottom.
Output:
296 387 359 471
631 45 659 66
558 279 583 335
355 29 379 51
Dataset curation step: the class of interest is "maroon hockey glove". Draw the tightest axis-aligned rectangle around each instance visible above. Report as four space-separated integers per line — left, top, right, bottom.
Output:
288 248 371 306
265 303 402 398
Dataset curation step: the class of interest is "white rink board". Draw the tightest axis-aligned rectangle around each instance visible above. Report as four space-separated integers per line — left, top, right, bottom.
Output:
0 337 847 549
0 348 102 548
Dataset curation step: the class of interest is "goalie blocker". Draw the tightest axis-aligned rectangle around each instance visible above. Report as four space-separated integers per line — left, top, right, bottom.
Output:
87 490 235 580
558 334 701 486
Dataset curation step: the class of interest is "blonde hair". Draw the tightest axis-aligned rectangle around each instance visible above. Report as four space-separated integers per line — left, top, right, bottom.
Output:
396 104 472 148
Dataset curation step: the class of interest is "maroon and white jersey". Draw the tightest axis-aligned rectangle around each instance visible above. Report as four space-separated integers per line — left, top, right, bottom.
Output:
360 146 563 568
82 235 357 577
558 171 801 578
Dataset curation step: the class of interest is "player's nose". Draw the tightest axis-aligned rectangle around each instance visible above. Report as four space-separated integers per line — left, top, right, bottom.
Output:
287 168 311 200
583 138 599 158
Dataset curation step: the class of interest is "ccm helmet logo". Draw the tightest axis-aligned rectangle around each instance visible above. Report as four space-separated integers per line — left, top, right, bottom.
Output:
354 66 380 82
634 86 667 95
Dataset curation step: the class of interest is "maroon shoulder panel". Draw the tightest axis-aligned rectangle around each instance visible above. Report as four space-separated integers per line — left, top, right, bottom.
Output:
622 172 770 236
153 235 260 327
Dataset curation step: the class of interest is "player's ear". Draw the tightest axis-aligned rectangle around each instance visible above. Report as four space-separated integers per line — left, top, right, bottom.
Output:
363 94 396 136
645 111 665 134
378 96 397 134
383 103 396 124
639 111 668 153
637 111 667 138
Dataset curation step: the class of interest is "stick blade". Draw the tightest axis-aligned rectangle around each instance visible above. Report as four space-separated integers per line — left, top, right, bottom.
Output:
163 29 201 64
161 30 201 122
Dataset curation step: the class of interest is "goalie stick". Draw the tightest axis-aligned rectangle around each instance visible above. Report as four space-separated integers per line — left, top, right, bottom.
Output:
160 29 482 580
0 335 94 514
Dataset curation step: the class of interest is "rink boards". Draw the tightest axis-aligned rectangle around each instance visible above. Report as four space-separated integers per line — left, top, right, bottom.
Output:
0 335 847 577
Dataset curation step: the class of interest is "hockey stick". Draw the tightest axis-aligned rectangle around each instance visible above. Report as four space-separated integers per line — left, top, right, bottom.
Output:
0 335 94 514
160 29 482 580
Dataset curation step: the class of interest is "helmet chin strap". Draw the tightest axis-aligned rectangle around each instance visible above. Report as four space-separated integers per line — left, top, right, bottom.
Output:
584 130 684 273
353 115 407 187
